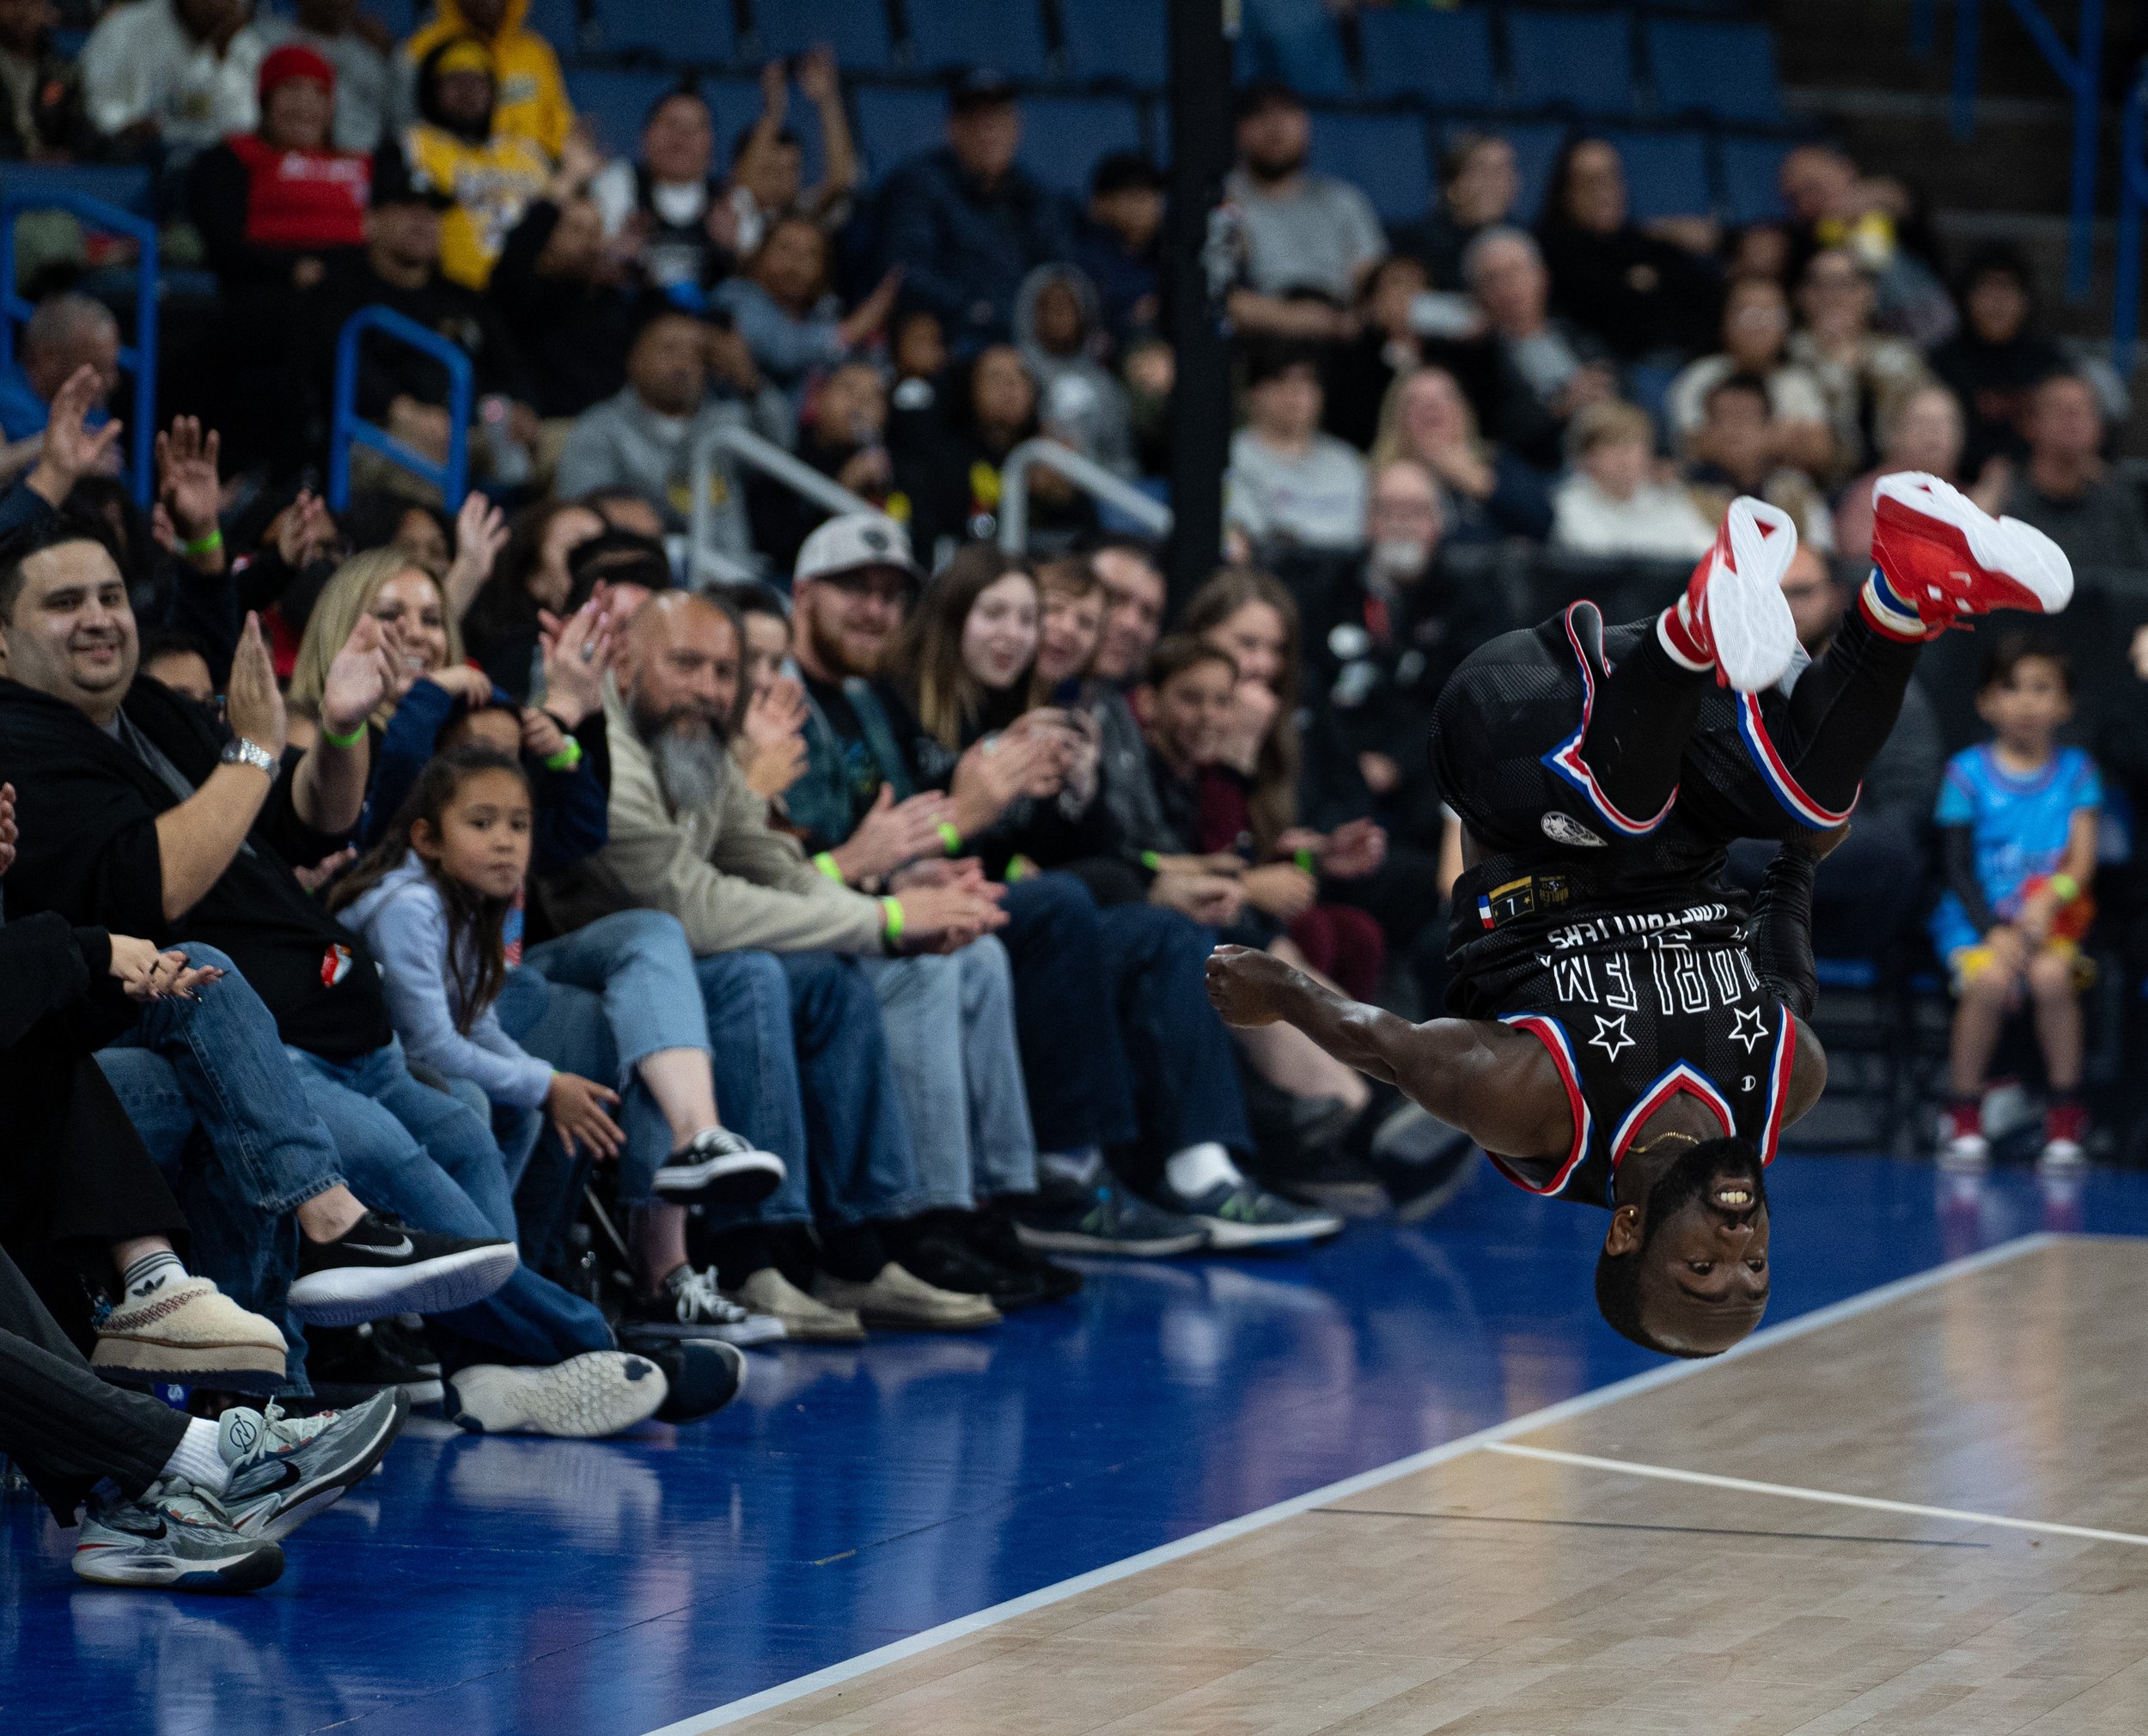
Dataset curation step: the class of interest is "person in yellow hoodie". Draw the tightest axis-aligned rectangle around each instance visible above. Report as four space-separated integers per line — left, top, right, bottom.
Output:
396 0 571 159
399 36 555 289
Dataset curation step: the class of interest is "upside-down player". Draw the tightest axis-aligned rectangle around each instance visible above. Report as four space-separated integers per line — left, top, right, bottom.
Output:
1206 477 2072 1356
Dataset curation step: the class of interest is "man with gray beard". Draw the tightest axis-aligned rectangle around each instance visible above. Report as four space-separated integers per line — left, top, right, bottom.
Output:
540 591 1017 1335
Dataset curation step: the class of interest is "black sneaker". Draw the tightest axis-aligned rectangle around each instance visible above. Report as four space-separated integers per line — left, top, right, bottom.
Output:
898 1221 1047 1311
1367 1104 1480 1225
307 1319 444 1407
1254 1142 1389 1215
619 1264 785 1345
290 1212 520 1328
652 1128 785 1204
641 1339 747 1424
1014 1182 1210 1258
965 1202 1083 1301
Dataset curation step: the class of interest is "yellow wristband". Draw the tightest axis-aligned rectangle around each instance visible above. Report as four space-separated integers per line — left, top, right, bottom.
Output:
937 821 963 855
319 720 366 750
880 895 904 944
813 851 844 882
2050 873 2080 903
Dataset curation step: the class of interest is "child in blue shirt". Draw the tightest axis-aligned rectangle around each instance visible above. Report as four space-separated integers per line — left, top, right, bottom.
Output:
1931 633 2100 1169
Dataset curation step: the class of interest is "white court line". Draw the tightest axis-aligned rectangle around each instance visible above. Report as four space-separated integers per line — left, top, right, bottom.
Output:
1486 1442 2148 1548
646 1233 2061 1735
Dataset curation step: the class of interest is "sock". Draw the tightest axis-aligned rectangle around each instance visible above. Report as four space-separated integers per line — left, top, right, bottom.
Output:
1859 566 1927 641
1040 1147 1103 1190
161 1417 229 1494
1165 1142 1242 1197
1657 603 1712 671
120 1249 186 1302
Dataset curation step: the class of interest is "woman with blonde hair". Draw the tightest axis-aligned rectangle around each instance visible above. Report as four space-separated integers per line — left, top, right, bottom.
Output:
1368 364 1552 544
287 547 473 747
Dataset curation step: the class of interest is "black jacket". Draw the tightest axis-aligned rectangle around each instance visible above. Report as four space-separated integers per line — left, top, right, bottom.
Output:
296 252 532 430
488 199 638 419
0 673 390 1058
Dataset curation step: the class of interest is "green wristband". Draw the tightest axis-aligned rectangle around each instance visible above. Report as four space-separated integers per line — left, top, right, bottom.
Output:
181 527 224 558
543 737 583 772
1140 850 1161 872
319 720 366 750
880 895 904 945
937 821 963 855
813 851 844 883
1294 848 1317 873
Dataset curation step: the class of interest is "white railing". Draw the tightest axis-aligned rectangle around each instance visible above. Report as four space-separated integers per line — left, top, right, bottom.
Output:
997 439 1173 555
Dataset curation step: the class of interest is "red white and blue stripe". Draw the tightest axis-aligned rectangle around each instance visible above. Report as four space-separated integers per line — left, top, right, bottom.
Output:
1608 1063 1736 1164
1736 693 1858 829
1494 1012 1592 1195
1754 1000 1798 1161
1540 603 1676 838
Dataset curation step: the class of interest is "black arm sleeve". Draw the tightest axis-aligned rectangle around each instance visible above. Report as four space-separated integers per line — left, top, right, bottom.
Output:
1745 840 1820 1022
1939 824 1995 933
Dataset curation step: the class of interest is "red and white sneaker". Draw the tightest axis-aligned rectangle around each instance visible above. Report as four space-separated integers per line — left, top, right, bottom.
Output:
1869 472 2072 633
1660 496 1799 692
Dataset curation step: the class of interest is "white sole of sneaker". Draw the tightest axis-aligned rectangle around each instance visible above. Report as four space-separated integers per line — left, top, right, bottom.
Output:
73 1541 284 1593
445 1352 668 1438
1706 496 1801 693
621 1313 787 1347
651 1149 785 1203
1874 472 2074 615
288 1244 521 1328
1199 1215 1344 1251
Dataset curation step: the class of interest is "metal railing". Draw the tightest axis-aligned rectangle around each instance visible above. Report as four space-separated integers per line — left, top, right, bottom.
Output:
997 440 1173 556
689 421 877 585
1944 0 2102 303
0 188 157 503
2116 63 2148 374
326 305 473 511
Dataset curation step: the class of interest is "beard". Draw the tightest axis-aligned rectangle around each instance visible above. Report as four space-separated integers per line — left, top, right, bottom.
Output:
631 687 729 814
802 603 878 679
1246 144 1308 184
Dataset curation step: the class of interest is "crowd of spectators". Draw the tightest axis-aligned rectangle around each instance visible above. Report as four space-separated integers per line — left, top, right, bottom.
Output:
4 3 2148 1594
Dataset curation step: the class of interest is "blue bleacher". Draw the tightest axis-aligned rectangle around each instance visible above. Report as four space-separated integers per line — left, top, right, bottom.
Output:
1309 111 1431 225
1504 9 1640 117
852 85 948 182
1601 129 1712 220
904 0 1050 82
1443 121 1566 226
750 0 894 72
1718 135 1793 224
523 0 582 57
1358 8 1497 110
564 67 677 156
1234 8 1353 101
0 161 156 219
592 0 733 64
1017 96 1144 198
1058 0 1169 90
1645 18 1784 125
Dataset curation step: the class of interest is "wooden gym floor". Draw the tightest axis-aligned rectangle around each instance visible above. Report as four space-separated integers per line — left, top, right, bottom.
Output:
689 1234 2148 1736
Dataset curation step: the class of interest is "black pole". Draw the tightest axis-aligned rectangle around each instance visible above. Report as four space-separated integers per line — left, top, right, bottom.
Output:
1162 0 1234 613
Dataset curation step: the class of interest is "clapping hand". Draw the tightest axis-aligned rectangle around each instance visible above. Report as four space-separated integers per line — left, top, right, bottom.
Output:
274 489 335 570
537 588 616 727
739 674 809 800
27 363 124 506
444 491 510 621
224 613 290 758
155 417 223 554
319 615 400 740
836 785 954 882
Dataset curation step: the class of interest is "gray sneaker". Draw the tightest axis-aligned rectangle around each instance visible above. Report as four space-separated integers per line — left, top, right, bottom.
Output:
217 1389 411 1541
1160 1179 1343 1250
1015 1183 1210 1257
74 1481 284 1593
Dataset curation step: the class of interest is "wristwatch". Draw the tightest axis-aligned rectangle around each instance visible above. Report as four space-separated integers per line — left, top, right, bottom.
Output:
220 736 280 780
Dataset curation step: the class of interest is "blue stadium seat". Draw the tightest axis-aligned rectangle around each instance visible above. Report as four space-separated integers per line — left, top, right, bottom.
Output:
1504 9 1639 117
703 76 827 186
1600 129 1711 221
1234 5 1352 101
0 161 155 219
1059 0 1169 89
852 85 948 182
1017 96 1144 198
1358 8 1496 110
752 0 894 72
1645 19 1784 125
564 68 676 156
905 0 1050 81
1443 121 1565 225
594 0 734 64
1308 111 1430 225
522 0 581 56
1718 136 1792 224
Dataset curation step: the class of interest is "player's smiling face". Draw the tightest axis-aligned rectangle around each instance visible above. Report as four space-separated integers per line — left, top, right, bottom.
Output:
1607 1135 1772 1355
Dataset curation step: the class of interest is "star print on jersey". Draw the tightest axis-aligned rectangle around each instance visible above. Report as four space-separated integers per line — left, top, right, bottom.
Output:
1589 1014 1635 1062
1729 1006 1769 1053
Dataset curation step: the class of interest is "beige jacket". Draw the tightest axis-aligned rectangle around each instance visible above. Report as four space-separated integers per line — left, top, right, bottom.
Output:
540 675 885 956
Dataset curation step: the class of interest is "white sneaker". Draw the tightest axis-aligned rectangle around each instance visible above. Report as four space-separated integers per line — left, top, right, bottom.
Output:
1675 495 1801 693
1871 472 2073 624
1938 1131 1991 1172
93 1276 288 1392
445 1350 668 1437
2037 1136 2087 1173
814 1262 999 1331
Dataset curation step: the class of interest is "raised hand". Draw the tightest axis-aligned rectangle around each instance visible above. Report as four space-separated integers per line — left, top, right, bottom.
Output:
154 416 223 545
536 591 616 727
27 362 124 506
795 42 840 106
274 488 334 570
443 491 510 621
224 612 289 758
737 675 809 799
319 614 397 740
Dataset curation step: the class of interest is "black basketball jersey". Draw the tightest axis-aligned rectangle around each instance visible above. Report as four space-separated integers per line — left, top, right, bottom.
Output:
1448 858 1798 1209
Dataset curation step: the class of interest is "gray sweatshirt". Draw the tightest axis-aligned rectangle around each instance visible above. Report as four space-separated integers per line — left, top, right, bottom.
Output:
340 857 554 1111
553 384 788 545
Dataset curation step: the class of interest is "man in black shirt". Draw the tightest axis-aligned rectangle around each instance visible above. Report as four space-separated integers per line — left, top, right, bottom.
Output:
0 515 675 1435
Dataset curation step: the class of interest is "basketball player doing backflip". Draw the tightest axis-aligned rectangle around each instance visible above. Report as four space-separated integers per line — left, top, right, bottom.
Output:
1206 475 2072 1357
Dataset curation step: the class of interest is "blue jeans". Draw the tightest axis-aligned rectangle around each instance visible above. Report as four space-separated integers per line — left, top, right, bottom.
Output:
691 950 921 1231
281 1039 614 1374
1098 902 1253 1157
858 938 1035 1209
997 873 1142 1154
